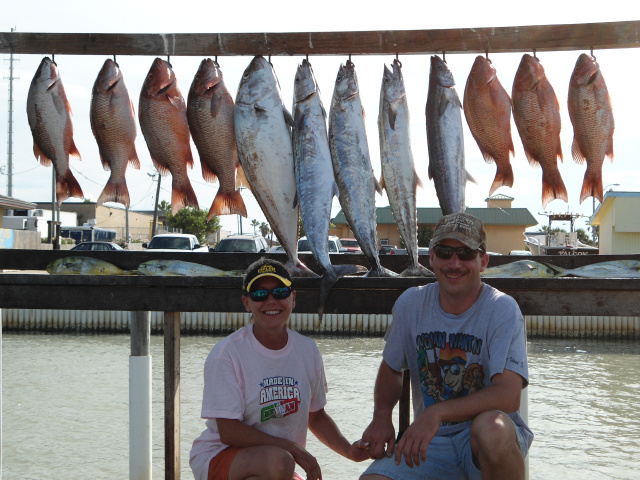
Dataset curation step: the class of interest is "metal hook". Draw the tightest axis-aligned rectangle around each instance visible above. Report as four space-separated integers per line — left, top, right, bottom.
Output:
533 49 537 58
51 53 55 64
306 54 309 62
590 47 596 61
485 50 489 60
215 55 218 66
443 51 447 63
167 55 171 67
268 55 272 65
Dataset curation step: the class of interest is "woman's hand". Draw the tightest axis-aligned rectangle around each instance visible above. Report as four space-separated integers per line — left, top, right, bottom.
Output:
289 444 322 480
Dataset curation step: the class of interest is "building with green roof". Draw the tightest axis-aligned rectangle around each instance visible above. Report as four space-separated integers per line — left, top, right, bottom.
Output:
330 194 538 254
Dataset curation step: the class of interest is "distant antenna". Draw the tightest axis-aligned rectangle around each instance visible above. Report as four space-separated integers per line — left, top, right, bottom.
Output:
4 27 20 197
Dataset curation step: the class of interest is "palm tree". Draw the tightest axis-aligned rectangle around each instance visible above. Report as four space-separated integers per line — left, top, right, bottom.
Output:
251 219 260 235
260 222 271 239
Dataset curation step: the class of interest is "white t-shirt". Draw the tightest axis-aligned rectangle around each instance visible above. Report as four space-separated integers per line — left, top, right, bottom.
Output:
189 325 328 480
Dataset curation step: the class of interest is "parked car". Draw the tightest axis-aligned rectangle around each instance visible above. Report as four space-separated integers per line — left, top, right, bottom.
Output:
70 241 124 252
339 238 362 254
142 233 208 252
298 236 346 254
379 245 398 255
389 247 430 255
214 234 268 253
269 245 285 253
509 250 532 256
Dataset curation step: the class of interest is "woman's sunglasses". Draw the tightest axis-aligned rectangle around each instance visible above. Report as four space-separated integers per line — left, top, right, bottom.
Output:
247 286 293 302
432 244 483 261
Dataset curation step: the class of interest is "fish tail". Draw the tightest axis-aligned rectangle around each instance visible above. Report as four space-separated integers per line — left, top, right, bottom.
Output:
207 190 247 220
317 264 367 321
97 177 131 208
56 170 84 206
541 170 568 209
400 264 434 277
489 163 515 195
579 170 603 204
171 178 199 215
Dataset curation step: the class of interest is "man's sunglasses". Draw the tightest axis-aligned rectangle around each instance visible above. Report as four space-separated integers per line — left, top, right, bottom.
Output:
247 286 293 302
432 244 483 261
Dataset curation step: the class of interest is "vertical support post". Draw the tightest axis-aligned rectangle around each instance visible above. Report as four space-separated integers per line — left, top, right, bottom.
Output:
164 312 181 480
130 311 152 480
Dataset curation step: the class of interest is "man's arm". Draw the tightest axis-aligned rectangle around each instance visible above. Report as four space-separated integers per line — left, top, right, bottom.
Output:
360 360 404 459
394 369 524 467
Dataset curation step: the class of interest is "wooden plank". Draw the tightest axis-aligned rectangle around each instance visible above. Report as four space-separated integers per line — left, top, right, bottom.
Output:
164 312 180 480
1 21 640 57
0 273 639 316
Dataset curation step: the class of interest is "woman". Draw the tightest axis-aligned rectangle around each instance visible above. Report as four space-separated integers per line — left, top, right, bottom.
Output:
190 258 369 480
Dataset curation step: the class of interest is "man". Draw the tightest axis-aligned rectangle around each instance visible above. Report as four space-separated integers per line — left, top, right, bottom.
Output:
359 212 533 480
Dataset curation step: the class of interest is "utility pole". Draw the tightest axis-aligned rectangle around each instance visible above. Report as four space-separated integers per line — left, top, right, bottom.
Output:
4 27 19 199
149 172 161 238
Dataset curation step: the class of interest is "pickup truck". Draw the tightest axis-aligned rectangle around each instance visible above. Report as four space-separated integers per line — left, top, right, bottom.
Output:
142 234 208 252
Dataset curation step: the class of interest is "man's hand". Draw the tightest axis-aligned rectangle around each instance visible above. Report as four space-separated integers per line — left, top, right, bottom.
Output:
360 416 396 459
394 408 441 467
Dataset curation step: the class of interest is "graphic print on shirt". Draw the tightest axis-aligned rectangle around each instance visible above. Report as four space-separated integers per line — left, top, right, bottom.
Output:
259 375 301 422
416 331 485 409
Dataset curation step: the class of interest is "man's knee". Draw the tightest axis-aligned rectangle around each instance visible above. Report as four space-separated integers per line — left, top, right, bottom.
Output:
470 410 519 457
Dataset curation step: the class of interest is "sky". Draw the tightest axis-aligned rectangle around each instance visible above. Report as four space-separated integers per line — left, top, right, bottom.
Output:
2 1 640 242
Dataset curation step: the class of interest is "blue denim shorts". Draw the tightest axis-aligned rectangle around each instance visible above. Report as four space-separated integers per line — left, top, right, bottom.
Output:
360 420 530 480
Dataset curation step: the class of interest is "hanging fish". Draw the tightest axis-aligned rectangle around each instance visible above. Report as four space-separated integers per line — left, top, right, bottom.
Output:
567 53 615 204
235 56 315 277
378 59 432 277
463 55 515 196
90 58 140 208
426 55 473 216
329 60 394 277
187 58 249 220
139 58 198 215
26 56 84 205
512 54 567 209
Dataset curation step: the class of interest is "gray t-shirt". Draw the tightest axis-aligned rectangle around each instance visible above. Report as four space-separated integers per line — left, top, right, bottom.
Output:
384 282 533 443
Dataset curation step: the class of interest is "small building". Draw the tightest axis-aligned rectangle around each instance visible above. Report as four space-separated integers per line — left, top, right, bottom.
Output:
330 194 538 255
591 191 640 254
0 195 38 249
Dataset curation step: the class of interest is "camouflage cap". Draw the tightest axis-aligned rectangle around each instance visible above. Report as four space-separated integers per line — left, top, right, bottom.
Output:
430 213 487 251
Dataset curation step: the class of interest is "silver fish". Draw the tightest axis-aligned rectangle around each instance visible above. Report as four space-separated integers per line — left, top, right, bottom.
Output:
293 59 367 317
426 55 473 215
234 56 314 276
378 59 433 278
329 60 394 277
138 259 233 277
46 257 128 275
481 260 562 278
562 260 640 278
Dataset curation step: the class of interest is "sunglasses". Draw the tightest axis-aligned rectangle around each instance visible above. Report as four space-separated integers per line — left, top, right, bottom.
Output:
247 286 293 302
432 244 483 261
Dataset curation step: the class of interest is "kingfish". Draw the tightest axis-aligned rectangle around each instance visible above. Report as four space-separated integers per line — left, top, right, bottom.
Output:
512 54 567 209
378 59 432 277
187 58 249 220
463 56 515 196
234 56 315 276
293 59 367 317
426 55 473 216
481 260 563 278
138 259 233 277
46 257 130 275
27 57 84 205
139 58 198 215
329 60 394 277
90 59 140 208
567 53 615 204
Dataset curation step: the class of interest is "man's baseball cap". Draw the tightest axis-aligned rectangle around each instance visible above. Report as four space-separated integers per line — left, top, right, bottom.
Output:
430 212 487 251
243 260 293 292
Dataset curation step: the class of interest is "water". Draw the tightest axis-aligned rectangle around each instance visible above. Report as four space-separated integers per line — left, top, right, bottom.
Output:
2 333 639 479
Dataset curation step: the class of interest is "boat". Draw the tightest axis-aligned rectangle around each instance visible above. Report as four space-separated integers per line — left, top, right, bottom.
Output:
524 213 599 256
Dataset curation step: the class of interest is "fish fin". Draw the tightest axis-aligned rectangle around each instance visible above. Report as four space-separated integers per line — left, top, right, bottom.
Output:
466 171 477 185
606 138 614 164
283 106 295 128
235 162 251 189
33 142 52 167
69 140 81 160
541 170 568 209
489 163 515 195
170 178 199 215
128 145 141 170
254 103 267 112
523 148 541 169
332 181 340 199
200 160 219 184
150 156 170 177
414 169 424 189
166 94 183 110
438 90 450 116
97 176 130 208
208 189 247 220
428 161 434 180
292 190 299 208
387 103 397 130
400 264 434 277
321 104 327 121
571 137 587 165
482 151 496 164
379 174 386 191
56 170 84 206
579 170 603 204
374 175 383 195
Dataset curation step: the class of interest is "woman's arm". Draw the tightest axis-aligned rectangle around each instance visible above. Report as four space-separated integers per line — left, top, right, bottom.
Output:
307 409 370 462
